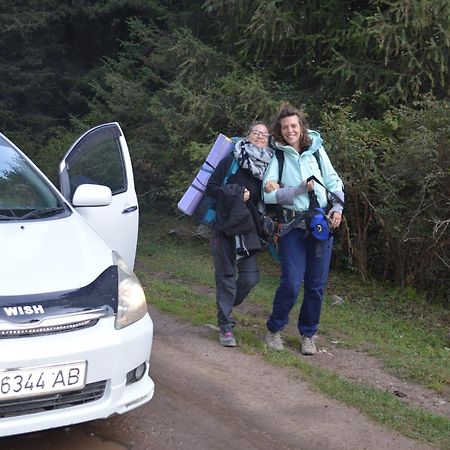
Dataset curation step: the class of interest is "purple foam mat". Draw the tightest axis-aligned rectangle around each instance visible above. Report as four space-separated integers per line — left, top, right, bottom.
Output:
178 134 233 215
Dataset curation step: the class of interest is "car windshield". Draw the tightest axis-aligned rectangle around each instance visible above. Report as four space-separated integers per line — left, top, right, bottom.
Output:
0 135 67 220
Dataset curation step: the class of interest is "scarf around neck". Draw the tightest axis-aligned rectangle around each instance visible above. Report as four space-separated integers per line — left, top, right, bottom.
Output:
233 140 273 180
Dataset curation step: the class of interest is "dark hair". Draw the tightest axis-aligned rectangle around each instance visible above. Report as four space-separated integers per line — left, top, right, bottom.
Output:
246 121 268 137
271 103 311 150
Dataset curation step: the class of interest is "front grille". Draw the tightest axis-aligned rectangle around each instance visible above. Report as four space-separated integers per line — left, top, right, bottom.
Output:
0 308 109 339
0 380 107 418
0 318 99 338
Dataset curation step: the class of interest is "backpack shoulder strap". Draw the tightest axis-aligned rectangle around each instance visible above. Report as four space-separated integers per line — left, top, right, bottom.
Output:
275 146 323 186
264 149 284 218
223 157 239 185
313 149 323 177
275 148 284 183
310 148 344 206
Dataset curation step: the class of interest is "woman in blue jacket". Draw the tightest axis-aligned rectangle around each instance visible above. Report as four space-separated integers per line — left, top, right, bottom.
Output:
263 104 344 355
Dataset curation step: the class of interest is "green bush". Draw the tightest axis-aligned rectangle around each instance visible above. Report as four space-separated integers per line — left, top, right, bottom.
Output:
322 96 450 303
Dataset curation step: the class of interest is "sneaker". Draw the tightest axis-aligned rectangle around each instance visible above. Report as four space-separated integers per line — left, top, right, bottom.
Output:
265 330 284 351
219 331 237 347
301 335 317 355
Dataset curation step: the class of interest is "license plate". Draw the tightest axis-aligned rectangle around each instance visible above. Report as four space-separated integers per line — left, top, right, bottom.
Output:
0 361 87 401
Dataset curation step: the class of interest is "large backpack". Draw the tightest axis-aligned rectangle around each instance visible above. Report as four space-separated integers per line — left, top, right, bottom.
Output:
193 157 239 226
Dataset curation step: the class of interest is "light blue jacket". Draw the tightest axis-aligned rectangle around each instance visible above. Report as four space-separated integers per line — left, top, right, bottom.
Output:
263 130 344 213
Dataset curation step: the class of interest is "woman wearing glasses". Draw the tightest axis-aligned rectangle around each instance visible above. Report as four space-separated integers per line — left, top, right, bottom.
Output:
206 122 274 347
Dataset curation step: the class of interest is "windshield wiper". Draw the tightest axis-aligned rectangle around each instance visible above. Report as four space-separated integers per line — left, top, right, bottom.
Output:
0 214 17 220
20 206 67 220
0 209 20 220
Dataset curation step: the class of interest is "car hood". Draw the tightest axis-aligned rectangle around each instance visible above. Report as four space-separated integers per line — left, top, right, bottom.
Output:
1 214 114 296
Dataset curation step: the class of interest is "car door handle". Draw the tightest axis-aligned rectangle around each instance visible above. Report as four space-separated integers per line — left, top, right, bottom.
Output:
122 205 138 214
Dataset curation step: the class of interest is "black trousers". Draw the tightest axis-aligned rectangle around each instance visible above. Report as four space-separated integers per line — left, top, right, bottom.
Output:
211 232 260 332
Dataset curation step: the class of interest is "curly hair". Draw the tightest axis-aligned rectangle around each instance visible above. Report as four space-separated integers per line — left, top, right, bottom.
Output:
271 103 312 150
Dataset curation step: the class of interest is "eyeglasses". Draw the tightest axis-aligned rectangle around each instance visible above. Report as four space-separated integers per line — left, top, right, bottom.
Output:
251 130 269 138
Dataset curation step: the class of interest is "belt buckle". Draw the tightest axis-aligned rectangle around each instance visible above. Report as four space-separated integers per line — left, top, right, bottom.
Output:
282 208 293 221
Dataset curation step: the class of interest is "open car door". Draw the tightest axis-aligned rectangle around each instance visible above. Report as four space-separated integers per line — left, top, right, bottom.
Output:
59 122 139 269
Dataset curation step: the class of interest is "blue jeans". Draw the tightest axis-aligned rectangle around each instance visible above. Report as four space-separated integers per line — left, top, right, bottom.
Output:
266 228 333 337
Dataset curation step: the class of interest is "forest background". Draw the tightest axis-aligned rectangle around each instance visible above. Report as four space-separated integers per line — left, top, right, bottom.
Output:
1 0 449 305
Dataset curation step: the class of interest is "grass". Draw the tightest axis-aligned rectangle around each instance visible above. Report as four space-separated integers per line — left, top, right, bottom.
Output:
136 213 450 448
319 287 450 392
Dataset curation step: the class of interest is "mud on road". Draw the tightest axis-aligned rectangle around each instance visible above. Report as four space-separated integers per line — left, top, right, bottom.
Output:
2 305 433 450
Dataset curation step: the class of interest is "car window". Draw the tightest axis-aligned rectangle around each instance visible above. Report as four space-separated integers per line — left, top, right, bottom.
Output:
65 126 127 200
0 136 65 219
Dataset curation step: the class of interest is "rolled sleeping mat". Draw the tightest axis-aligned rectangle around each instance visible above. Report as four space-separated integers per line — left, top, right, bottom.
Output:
177 134 233 215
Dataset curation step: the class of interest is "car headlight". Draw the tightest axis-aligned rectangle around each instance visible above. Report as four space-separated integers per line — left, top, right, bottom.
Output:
113 252 148 330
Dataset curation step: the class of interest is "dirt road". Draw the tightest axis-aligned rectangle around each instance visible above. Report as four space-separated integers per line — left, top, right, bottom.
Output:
1 305 431 450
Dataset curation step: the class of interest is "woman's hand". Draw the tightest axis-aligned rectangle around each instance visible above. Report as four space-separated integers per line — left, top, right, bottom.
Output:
327 211 342 229
306 180 314 192
265 180 280 192
243 188 250 202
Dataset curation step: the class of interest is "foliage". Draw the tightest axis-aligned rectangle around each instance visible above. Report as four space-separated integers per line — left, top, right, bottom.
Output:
382 97 450 298
0 0 449 301
84 19 281 209
325 0 450 103
201 0 450 108
321 100 396 279
321 96 450 301
0 0 162 156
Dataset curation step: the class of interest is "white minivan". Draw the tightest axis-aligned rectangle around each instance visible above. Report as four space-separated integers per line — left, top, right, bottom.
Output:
0 123 154 437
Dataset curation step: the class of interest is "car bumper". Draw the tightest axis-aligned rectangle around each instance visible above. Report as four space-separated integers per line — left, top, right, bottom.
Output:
0 313 154 437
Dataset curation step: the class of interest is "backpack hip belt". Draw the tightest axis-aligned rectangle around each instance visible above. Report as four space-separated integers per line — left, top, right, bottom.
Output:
278 208 307 223
277 211 308 238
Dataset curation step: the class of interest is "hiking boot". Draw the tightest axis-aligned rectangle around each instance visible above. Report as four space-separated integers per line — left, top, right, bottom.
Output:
265 330 284 351
219 331 237 347
301 335 317 355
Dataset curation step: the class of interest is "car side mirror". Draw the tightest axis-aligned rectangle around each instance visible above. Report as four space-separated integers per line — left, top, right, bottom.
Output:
72 184 112 207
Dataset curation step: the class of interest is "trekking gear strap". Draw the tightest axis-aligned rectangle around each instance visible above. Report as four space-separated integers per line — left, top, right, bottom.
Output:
306 175 344 207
